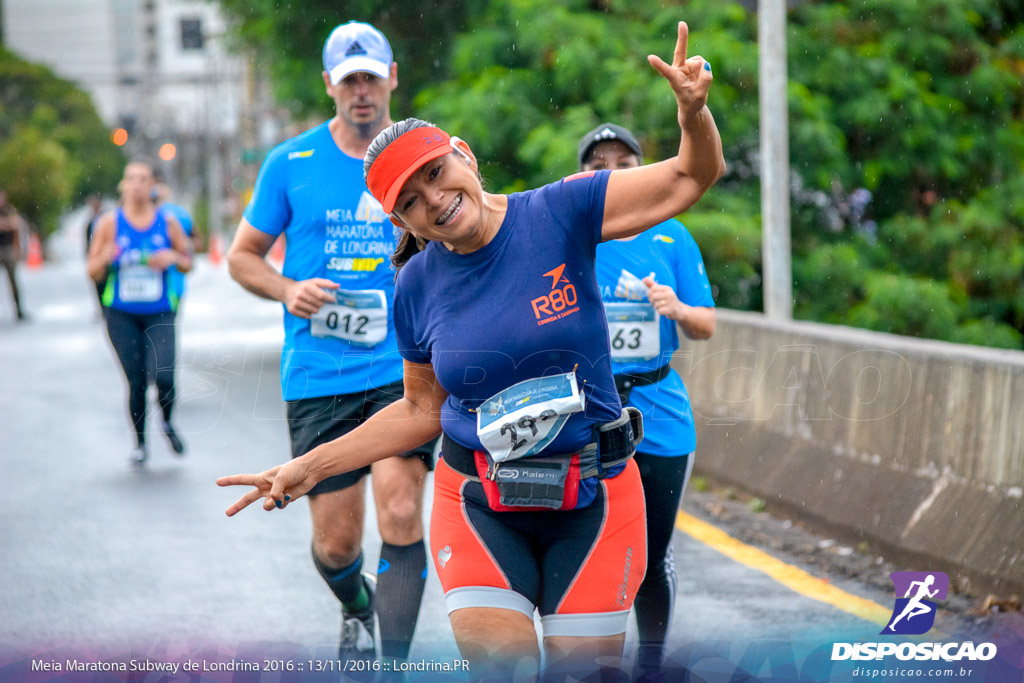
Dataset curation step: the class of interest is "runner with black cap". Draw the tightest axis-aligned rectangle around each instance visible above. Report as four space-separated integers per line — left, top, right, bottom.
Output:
220 20 724 679
581 121 717 679
226 20 433 665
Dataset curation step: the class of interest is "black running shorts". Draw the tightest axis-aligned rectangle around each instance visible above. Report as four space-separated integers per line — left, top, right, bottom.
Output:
286 381 436 495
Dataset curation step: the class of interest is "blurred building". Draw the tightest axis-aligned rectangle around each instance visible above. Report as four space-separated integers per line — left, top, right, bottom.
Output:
1 0 283 235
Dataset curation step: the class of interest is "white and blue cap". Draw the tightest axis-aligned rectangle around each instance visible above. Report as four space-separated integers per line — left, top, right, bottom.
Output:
323 21 392 85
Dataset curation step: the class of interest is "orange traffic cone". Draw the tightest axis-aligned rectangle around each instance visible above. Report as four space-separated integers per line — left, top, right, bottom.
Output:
208 235 223 266
27 234 43 269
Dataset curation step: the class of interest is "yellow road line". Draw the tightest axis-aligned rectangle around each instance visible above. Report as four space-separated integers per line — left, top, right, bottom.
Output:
676 510 892 627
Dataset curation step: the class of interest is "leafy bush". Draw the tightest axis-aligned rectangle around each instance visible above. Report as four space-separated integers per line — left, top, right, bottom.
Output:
793 244 870 324
848 273 964 341
952 319 1023 349
686 209 763 311
0 127 72 238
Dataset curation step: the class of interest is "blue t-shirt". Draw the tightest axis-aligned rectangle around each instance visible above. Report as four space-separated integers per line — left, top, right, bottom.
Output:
394 170 623 480
244 122 403 401
595 219 714 455
161 203 192 302
104 209 176 315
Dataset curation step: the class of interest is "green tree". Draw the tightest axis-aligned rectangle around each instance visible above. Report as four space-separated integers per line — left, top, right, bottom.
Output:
0 46 125 232
787 0 1024 220
220 0 1024 350
414 0 757 192
0 126 73 236
793 244 869 324
217 0 477 120
687 204 763 312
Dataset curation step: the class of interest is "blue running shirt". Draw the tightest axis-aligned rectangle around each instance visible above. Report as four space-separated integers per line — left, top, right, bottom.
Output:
104 208 176 315
393 170 622 460
595 219 715 455
244 122 403 401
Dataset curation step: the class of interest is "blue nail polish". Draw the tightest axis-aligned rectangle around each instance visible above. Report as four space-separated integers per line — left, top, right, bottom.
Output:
275 500 282 508
704 62 711 71
285 495 291 501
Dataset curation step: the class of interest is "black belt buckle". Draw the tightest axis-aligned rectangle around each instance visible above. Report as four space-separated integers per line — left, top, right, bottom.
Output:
594 408 642 476
626 406 643 447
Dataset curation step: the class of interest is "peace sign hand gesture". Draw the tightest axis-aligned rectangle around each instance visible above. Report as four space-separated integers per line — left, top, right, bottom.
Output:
648 22 713 119
217 456 320 516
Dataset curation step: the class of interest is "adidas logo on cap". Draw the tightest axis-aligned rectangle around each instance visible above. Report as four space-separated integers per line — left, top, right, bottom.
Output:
324 22 392 84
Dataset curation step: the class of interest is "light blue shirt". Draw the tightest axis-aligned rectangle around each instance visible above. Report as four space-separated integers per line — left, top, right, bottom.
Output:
244 122 403 401
595 218 714 456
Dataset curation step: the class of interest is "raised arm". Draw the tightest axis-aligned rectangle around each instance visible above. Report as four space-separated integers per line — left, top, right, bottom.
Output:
217 359 446 515
601 22 726 241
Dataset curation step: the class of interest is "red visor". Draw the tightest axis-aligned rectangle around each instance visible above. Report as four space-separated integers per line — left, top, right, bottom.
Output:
367 127 453 214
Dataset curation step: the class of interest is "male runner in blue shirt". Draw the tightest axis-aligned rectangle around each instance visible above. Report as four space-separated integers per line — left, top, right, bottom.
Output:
226 21 432 665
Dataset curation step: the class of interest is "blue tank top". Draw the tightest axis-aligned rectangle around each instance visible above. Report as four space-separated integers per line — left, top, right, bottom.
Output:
104 209 176 314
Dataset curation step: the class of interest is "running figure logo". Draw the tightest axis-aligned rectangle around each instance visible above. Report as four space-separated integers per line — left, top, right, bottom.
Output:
484 396 506 416
882 571 948 635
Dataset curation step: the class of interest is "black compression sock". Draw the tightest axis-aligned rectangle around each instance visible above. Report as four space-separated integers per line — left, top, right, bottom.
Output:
312 549 368 613
375 540 427 660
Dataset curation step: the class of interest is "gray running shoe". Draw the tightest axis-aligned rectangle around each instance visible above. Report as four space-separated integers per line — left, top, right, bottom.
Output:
339 573 377 666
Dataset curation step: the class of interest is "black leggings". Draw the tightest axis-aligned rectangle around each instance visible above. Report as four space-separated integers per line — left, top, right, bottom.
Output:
633 451 693 671
104 307 177 447
1 248 24 317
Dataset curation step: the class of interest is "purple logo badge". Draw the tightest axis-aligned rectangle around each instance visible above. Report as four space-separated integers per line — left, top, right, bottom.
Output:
882 571 948 635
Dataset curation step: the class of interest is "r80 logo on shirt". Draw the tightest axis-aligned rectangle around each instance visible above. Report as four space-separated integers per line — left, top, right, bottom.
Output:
531 263 580 326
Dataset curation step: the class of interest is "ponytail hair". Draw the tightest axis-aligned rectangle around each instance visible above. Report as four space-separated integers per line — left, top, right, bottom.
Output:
391 230 430 276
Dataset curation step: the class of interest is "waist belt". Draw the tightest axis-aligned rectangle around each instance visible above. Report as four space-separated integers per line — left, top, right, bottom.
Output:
614 363 671 404
442 407 644 482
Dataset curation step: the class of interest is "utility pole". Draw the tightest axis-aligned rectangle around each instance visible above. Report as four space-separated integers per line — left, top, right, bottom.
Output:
205 57 224 242
759 0 792 319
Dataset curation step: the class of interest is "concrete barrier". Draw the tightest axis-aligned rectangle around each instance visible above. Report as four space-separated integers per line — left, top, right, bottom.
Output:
676 309 1024 596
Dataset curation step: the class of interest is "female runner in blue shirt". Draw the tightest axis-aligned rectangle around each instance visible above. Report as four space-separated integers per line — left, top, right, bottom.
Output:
580 122 716 678
220 21 724 679
88 160 192 464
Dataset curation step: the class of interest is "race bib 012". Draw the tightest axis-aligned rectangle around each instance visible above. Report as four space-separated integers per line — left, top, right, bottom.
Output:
310 289 388 346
